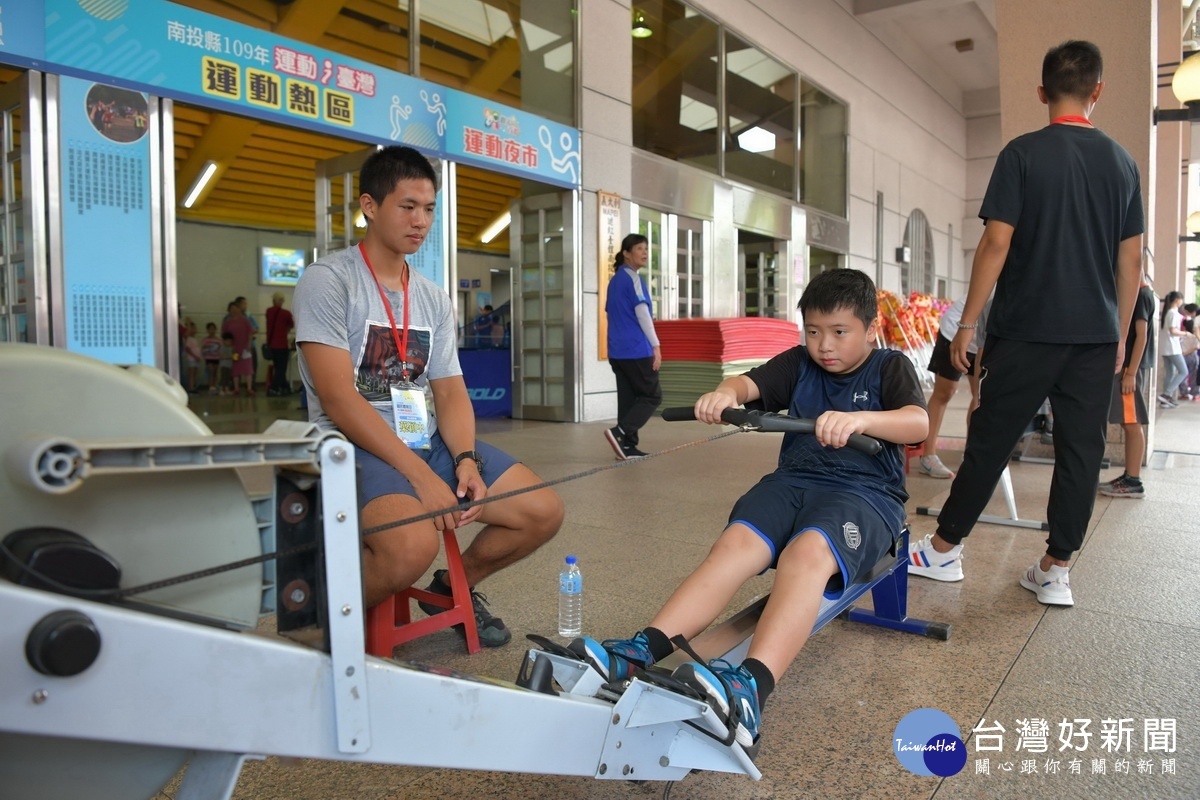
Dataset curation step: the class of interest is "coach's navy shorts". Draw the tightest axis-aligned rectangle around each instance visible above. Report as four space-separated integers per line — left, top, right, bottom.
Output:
355 432 519 508
728 475 897 598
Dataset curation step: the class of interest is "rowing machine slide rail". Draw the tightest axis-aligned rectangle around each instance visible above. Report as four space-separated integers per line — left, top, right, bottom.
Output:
660 406 883 455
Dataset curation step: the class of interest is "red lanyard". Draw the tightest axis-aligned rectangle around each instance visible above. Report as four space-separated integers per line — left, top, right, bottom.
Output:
359 242 412 382
1051 115 1092 127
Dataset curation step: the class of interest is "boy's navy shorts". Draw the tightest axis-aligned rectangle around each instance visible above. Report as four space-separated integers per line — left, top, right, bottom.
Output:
355 432 519 508
728 475 897 599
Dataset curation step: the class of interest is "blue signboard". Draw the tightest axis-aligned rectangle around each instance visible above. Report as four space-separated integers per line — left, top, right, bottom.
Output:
0 3 45 67
406 197 445 287
444 92 580 187
33 0 579 189
59 75 156 365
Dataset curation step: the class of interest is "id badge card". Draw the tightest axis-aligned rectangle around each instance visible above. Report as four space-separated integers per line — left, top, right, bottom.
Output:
390 384 431 450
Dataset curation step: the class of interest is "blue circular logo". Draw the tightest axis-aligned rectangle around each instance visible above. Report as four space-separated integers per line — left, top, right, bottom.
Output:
893 708 967 777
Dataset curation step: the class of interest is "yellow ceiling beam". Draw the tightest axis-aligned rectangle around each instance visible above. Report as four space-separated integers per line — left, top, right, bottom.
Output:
174 114 260 207
274 0 348 40
464 36 521 96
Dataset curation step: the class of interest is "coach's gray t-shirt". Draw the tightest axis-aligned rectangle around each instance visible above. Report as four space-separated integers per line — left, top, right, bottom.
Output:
293 245 461 438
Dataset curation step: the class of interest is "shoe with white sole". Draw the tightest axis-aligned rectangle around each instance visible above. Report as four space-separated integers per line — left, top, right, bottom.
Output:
907 533 964 582
1019 562 1074 606
918 454 955 479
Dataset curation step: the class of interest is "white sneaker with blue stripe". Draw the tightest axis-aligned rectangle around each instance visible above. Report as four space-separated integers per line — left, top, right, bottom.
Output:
907 533 964 582
1019 562 1074 606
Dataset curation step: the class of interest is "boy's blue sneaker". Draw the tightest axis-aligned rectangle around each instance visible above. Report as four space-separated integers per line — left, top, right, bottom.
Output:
570 632 656 682
673 659 760 747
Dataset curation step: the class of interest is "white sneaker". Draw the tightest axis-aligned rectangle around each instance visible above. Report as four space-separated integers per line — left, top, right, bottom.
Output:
918 454 955 479
907 534 964 581
1019 563 1074 606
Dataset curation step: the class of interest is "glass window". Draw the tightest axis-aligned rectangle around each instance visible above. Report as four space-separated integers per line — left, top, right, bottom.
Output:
420 0 575 126
676 215 704 318
902 209 934 295
799 79 847 217
632 1 720 172
724 32 795 196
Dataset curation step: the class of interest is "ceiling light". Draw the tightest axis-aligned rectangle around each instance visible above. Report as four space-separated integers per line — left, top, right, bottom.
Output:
632 10 652 38
479 210 511 244
737 126 776 153
181 160 218 209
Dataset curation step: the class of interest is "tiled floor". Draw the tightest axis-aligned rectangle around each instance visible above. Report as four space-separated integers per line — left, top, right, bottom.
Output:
184 385 1199 799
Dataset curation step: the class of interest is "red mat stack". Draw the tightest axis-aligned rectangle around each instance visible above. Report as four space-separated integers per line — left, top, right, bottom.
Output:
654 318 801 409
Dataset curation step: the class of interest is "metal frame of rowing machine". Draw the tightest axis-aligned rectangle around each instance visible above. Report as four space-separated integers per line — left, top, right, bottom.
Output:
1 438 762 800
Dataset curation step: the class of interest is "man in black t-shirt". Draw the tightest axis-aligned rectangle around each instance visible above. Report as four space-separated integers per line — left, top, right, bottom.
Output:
908 40 1144 606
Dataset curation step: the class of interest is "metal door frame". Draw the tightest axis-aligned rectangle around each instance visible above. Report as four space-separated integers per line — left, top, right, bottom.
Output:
510 189 580 422
0 71 49 345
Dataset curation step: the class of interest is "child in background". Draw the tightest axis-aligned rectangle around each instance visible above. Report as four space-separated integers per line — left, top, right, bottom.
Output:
201 322 222 391
217 332 235 396
182 319 202 393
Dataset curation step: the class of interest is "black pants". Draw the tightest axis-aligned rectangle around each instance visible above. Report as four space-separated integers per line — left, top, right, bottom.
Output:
270 349 291 392
937 336 1115 561
609 357 662 446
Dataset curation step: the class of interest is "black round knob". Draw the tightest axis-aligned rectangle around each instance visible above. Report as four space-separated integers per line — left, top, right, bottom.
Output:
26 610 101 677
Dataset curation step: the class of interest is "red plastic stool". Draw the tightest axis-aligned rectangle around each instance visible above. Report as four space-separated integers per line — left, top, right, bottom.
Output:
905 444 925 475
365 529 481 656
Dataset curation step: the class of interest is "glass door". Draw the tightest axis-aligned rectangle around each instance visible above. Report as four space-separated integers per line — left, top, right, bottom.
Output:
675 216 706 319
0 72 48 345
511 190 578 421
315 148 372 258
738 238 782 318
637 207 666 319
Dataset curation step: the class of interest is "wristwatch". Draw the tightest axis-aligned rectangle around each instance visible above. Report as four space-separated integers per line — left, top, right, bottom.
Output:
453 450 484 470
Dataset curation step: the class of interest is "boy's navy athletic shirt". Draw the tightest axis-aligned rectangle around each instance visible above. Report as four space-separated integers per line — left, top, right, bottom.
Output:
605 266 654 359
745 346 926 534
980 124 1144 344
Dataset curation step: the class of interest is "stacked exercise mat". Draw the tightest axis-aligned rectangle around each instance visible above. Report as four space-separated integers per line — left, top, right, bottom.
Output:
655 318 802 409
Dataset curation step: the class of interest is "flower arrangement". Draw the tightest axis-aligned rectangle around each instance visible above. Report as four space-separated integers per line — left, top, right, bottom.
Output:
876 291 951 351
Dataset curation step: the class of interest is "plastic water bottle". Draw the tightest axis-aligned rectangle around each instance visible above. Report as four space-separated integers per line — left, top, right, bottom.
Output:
558 555 583 637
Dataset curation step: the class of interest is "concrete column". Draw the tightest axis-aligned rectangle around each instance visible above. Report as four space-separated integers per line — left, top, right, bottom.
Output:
1156 0 1184 293
996 1 1156 201
579 0 633 421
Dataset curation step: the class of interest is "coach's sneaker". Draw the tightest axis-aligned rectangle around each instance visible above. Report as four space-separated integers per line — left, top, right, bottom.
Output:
918 454 955 479
674 659 760 748
417 570 512 647
907 533 964 582
1020 562 1074 606
570 632 656 682
1099 475 1145 498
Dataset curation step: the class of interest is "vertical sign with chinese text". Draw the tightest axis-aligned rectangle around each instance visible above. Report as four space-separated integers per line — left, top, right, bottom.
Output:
597 191 621 360
59 76 156 365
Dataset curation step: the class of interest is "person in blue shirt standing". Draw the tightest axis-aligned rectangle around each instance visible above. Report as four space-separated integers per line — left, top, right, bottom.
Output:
604 233 662 460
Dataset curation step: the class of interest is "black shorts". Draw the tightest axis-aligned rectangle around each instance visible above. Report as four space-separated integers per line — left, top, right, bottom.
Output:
927 333 976 382
1108 368 1149 426
727 476 896 599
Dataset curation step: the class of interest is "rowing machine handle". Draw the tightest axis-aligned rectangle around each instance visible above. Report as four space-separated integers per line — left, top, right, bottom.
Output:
661 407 883 456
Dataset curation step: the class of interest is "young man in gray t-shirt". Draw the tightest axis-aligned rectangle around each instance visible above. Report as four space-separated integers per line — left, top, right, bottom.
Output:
294 146 563 647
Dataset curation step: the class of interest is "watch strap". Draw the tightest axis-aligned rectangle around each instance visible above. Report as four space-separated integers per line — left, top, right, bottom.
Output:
454 450 483 469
